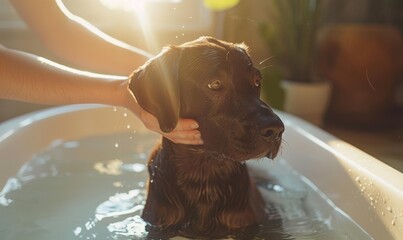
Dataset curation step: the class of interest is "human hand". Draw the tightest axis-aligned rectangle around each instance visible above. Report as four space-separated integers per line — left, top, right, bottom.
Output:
138 108 203 145
118 80 203 145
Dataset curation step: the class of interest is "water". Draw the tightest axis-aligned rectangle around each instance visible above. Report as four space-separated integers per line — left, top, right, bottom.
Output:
0 132 372 240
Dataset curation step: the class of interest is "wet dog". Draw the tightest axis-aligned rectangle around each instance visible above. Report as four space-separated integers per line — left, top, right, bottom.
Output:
129 36 284 239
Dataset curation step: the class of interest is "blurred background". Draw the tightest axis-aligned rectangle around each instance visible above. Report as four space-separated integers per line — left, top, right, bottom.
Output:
0 0 402 171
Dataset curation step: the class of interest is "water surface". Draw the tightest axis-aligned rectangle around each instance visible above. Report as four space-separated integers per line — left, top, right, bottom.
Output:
0 132 372 239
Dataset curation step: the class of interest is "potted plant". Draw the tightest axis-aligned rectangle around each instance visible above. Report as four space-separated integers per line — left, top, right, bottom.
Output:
258 0 331 126
316 0 403 128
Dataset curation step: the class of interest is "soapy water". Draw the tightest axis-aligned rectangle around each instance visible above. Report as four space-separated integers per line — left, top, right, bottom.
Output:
0 132 372 240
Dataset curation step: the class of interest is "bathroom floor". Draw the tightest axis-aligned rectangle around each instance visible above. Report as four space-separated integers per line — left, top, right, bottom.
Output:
323 108 403 173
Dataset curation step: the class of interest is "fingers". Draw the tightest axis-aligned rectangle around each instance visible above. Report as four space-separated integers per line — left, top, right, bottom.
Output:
163 129 204 145
139 110 203 145
174 118 199 131
129 92 202 145
166 118 203 145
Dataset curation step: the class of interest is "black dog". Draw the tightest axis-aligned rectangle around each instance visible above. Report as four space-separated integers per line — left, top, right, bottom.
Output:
129 36 284 239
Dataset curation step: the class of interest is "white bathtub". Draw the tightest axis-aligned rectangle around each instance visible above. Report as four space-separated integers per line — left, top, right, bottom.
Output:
0 104 402 239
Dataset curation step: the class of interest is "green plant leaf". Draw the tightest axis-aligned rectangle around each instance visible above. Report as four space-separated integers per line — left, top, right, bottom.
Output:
260 67 285 110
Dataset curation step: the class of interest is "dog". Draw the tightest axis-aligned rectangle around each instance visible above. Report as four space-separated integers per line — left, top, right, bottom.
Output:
129 36 284 239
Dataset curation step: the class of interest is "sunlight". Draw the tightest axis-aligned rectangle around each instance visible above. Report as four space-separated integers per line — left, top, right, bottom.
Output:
98 0 171 53
130 1 160 53
55 0 153 58
99 0 182 12
37 57 126 80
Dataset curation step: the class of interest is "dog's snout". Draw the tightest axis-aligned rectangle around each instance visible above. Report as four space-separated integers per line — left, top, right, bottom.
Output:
260 125 283 140
259 115 284 141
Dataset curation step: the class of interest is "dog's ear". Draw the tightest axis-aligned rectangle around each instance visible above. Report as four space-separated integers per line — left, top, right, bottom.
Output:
129 46 181 133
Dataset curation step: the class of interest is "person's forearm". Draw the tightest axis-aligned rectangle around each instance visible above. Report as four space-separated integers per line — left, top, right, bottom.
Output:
0 46 203 145
0 46 130 107
10 0 152 75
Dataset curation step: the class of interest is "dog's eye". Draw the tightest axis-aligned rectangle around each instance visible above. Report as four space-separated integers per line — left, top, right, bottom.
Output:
208 80 222 90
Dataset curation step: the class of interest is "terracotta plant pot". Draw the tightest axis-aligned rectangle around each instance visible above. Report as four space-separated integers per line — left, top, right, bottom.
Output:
318 24 403 127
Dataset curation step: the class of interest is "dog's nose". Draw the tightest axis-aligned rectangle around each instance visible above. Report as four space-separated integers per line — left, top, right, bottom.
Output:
259 116 284 141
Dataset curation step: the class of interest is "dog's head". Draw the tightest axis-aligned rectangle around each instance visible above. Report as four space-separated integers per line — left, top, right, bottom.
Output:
129 36 284 161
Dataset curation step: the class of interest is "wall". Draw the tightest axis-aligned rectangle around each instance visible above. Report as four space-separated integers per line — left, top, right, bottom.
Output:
1 0 402 122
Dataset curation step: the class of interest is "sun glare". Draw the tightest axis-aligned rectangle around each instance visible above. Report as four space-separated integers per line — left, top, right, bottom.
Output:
37 57 126 80
55 0 153 58
99 0 182 12
131 1 160 53
98 0 177 53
